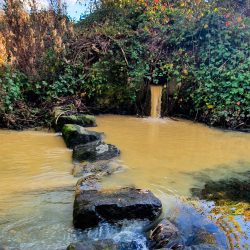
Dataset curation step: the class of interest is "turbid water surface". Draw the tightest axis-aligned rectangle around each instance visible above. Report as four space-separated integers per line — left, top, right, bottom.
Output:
91 115 250 196
1 116 250 249
91 115 250 249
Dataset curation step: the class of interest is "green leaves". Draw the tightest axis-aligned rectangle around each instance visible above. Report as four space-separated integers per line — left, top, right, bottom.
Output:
1 0 249 129
0 68 26 112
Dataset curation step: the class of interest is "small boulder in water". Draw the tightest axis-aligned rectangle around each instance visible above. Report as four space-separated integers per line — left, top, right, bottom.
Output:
73 160 123 178
150 220 223 250
54 114 96 132
150 219 184 249
73 187 162 229
75 174 102 192
62 124 102 148
73 140 120 162
66 240 117 250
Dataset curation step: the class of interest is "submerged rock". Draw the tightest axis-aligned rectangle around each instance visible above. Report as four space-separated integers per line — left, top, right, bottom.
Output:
184 244 223 250
72 160 124 178
73 140 120 162
150 219 184 249
191 172 250 203
73 187 162 229
62 124 102 148
54 114 96 132
75 174 102 192
66 240 117 250
186 230 216 246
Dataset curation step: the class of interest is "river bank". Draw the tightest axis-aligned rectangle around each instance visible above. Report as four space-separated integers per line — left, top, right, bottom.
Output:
0 95 249 133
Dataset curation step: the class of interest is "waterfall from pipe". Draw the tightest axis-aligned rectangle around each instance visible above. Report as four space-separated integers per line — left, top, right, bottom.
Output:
150 85 163 118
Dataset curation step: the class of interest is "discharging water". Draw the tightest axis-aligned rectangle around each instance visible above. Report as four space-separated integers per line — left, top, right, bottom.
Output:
1 116 250 249
150 85 163 118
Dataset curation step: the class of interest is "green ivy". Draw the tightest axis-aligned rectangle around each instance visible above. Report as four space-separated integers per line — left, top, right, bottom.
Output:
0 67 26 112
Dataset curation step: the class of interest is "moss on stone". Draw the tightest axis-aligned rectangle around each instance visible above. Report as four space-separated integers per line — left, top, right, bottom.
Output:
62 124 102 148
62 124 77 146
66 244 75 250
54 113 96 132
62 124 77 134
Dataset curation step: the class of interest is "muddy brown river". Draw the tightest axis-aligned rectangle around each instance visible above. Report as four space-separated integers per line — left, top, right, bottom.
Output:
1 115 250 249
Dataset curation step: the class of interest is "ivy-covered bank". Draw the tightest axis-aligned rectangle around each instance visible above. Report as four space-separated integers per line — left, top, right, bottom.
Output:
0 0 249 129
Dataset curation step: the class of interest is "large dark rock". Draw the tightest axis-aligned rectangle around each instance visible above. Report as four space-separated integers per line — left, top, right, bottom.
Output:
54 114 96 132
62 124 102 148
150 219 184 249
73 187 162 229
67 240 117 250
73 140 120 162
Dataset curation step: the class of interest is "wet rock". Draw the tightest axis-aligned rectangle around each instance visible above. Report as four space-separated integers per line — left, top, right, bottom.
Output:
73 140 120 162
54 114 96 132
237 128 250 133
75 174 102 192
186 230 216 246
72 160 124 178
118 240 148 249
184 244 223 250
191 172 250 203
150 219 184 249
149 221 221 250
62 124 102 148
66 240 117 250
73 187 162 229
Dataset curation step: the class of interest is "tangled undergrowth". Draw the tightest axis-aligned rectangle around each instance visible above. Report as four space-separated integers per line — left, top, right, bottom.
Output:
0 0 249 129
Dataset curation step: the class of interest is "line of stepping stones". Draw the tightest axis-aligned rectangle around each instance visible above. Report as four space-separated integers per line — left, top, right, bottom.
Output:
53 108 223 250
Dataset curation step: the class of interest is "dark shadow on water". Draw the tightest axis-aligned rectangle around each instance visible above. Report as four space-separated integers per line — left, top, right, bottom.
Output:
190 169 250 203
185 165 250 250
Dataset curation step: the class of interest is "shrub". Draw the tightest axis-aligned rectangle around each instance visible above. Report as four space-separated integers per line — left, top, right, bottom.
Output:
0 67 26 112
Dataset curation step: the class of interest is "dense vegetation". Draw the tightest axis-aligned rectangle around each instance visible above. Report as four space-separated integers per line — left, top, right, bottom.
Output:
0 0 249 129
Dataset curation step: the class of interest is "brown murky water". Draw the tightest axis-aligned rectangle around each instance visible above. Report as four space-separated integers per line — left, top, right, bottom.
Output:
0 130 75 208
91 115 250 196
91 115 250 249
1 116 250 249
0 130 77 249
